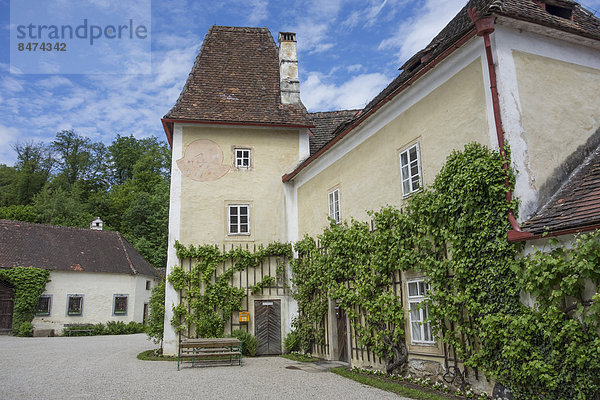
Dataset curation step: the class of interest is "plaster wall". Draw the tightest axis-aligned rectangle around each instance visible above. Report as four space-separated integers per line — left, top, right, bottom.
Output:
32 271 156 333
296 59 491 237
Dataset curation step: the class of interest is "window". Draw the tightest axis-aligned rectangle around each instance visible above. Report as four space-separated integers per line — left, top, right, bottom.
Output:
328 188 340 223
146 280 151 290
67 294 83 316
399 143 422 196
36 295 51 316
407 279 434 344
228 204 250 235
235 149 250 168
113 294 128 315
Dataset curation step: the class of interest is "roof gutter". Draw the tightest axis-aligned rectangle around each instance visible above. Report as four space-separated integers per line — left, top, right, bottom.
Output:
468 9 534 242
282 29 477 183
161 118 314 149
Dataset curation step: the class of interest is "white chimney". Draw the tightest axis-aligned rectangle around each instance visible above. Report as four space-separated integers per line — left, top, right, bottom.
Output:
278 32 300 105
90 217 103 231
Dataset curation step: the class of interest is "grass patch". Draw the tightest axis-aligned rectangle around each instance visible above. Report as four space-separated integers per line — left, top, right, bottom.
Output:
137 349 178 361
330 367 459 400
280 353 319 362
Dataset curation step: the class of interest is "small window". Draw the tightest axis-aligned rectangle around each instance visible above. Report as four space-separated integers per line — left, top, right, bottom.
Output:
399 143 422 196
328 188 340 223
235 149 250 168
36 295 52 316
146 280 151 290
407 279 434 344
67 294 83 316
545 4 573 19
113 294 128 315
228 204 250 235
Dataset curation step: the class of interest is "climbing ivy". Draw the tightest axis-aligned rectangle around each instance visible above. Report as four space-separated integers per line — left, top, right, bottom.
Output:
168 241 292 338
0 267 49 336
291 142 600 399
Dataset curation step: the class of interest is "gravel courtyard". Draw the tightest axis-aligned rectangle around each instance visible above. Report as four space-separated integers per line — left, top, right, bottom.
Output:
0 334 407 399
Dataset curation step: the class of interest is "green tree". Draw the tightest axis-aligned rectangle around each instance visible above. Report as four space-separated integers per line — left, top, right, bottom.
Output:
13 141 53 204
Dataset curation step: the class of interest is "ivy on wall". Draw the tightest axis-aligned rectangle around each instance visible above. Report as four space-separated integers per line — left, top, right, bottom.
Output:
290 142 600 399
0 267 49 336
168 241 292 338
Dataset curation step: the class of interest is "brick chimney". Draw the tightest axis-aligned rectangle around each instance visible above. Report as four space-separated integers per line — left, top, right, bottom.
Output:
278 32 300 105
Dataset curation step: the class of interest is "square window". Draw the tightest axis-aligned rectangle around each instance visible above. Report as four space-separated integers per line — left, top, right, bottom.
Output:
113 294 128 315
399 143 422 196
67 294 83 316
328 189 340 223
407 279 433 344
36 295 51 316
228 204 250 235
235 149 250 168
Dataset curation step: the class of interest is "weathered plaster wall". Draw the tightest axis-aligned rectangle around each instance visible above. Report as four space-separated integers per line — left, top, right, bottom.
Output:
32 271 156 334
296 59 491 238
514 51 600 207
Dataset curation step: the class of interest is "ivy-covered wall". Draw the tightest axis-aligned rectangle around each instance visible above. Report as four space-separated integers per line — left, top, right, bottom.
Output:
0 267 49 336
290 143 600 399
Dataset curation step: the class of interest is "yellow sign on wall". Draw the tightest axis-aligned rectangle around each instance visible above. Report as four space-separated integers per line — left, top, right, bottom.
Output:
239 311 250 323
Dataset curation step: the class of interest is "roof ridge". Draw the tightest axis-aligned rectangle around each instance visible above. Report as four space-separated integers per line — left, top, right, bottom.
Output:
210 25 270 32
0 219 111 234
116 233 138 275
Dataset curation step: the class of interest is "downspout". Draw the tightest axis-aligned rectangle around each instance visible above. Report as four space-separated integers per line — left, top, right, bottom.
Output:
468 9 533 241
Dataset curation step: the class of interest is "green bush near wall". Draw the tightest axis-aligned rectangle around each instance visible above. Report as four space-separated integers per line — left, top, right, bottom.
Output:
0 267 49 336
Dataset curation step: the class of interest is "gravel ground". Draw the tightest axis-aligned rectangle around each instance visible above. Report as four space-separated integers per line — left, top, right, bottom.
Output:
0 334 408 400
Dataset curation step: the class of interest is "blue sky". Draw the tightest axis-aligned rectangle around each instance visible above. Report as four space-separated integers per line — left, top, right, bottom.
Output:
2 0 600 166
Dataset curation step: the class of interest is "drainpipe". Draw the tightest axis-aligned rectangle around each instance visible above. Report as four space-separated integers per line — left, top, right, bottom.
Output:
468 9 533 241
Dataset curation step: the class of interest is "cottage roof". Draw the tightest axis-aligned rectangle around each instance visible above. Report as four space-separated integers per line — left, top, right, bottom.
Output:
309 110 360 156
283 0 600 182
521 145 600 236
0 220 160 278
164 26 312 132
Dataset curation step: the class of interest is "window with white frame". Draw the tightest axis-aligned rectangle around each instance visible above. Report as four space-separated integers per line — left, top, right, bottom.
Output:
407 279 434 344
67 294 83 316
36 295 51 316
328 188 340 223
228 204 250 235
235 149 250 168
399 143 422 196
113 294 128 315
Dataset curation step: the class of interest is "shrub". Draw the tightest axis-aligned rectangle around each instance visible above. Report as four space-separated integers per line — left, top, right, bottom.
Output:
105 321 127 335
16 321 33 337
91 323 105 335
145 280 165 344
284 330 300 353
230 329 257 356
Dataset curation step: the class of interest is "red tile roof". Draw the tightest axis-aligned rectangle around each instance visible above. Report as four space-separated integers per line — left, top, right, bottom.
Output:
164 26 312 130
0 220 159 278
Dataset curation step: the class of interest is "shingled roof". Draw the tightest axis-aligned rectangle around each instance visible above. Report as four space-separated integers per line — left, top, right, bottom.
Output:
164 26 312 130
521 145 600 236
283 0 600 182
309 110 360 156
0 220 159 278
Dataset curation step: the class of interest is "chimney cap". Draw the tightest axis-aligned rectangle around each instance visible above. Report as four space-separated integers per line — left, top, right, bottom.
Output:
279 32 296 42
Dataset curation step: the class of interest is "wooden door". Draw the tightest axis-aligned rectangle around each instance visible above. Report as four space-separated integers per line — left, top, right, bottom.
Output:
335 304 348 362
0 281 14 335
254 300 281 355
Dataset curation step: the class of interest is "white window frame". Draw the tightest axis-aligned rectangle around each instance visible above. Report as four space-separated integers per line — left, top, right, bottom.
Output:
234 148 251 168
407 279 434 344
399 143 422 197
36 294 52 316
228 204 250 235
328 188 340 223
66 294 84 316
113 294 129 316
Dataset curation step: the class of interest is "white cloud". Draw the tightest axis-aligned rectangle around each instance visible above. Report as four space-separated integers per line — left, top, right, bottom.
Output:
291 19 335 54
301 71 390 111
246 0 269 25
378 0 465 64
0 125 21 166
1 77 24 93
38 76 73 89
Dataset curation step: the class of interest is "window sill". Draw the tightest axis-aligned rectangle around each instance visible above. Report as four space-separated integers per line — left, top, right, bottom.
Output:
410 341 436 346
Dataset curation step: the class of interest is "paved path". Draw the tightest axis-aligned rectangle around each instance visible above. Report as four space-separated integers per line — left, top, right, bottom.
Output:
0 334 408 400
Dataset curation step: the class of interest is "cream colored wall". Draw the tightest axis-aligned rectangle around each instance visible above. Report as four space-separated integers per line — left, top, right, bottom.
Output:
297 60 491 237
32 271 157 333
179 126 300 246
514 51 600 197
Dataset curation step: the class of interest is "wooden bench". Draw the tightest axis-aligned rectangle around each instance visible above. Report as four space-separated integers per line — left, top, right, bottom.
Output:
64 323 93 336
178 338 242 370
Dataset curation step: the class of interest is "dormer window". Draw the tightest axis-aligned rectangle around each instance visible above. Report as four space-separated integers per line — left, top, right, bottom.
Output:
537 0 574 20
235 149 250 168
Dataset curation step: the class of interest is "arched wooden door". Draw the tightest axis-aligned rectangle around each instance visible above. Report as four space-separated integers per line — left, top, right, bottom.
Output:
0 281 14 335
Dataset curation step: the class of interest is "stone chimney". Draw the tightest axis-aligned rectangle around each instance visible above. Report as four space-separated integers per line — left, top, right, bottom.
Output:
90 217 103 231
278 32 300 105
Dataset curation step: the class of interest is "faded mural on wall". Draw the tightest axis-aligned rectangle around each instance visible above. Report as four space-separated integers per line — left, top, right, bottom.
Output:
177 139 230 181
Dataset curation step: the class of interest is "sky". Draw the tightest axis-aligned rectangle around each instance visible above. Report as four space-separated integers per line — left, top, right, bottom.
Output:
1 0 600 166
